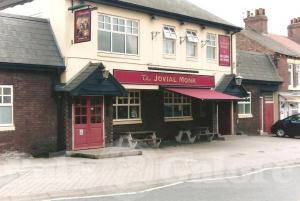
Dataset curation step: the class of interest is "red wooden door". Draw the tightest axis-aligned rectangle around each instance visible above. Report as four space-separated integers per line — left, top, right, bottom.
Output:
74 96 104 150
264 95 274 134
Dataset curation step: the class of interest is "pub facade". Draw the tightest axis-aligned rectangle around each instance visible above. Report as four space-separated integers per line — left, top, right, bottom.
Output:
5 0 245 151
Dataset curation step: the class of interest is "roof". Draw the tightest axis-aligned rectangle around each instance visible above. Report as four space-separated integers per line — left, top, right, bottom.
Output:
88 0 241 31
0 0 32 10
215 74 248 98
215 74 235 92
237 50 282 83
56 62 127 96
268 34 300 53
240 29 300 58
0 12 64 70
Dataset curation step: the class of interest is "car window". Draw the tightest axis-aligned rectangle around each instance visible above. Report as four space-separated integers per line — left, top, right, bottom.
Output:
290 115 300 123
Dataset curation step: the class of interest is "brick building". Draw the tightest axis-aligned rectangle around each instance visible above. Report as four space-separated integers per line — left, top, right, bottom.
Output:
3 0 246 152
237 8 300 133
0 13 65 154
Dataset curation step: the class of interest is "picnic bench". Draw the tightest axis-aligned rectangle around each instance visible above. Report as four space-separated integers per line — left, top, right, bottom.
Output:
118 131 162 149
175 127 215 143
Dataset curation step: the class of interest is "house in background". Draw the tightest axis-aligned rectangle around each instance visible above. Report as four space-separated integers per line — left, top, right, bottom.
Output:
237 8 300 128
3 0 245 152
236 50 282 134
0 13 65 154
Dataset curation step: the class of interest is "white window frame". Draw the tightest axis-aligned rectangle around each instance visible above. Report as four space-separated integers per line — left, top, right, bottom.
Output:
296 64 300 87
186 30 198 58
206 33 217 60
238 92 252 118
163 25 176 55
113 90 142 124
98 14 139 55
0 85 14 129
288 64 294 86
164 91 193 122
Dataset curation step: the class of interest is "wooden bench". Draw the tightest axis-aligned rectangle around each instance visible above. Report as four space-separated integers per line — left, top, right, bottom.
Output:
118 131 162 149
175 127 215 143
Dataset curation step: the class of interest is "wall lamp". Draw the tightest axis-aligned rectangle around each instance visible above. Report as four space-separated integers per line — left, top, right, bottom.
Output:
235 75 243 86
99 64 110 80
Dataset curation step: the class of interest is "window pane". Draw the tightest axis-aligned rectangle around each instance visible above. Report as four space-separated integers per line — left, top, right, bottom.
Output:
98 31 111 51
245 104 251 114
3 96 11 104
118 106 128 119
3 88 11 95
174 105 182 117
187 42 196 57
163 39 174 54
112 33 125 53
130 106 139 119
238 104 245 114
164 105 173 117
126 35 138 54
207 46 216 59
0 106 12 124
183 105 191 116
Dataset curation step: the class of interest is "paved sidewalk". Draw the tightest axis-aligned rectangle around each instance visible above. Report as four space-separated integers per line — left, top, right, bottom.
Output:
1 136 300 201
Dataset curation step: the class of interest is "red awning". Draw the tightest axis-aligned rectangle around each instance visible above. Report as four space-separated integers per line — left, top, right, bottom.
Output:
165 88 241 100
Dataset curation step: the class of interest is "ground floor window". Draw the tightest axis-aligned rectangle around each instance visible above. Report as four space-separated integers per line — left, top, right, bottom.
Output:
238 92 252 118
164 91 192 120
113 90 141 121
0 85 13 126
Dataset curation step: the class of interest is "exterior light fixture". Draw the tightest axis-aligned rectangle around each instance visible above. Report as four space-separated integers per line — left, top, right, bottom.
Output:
68 0 97 12
99 64 110 80
235 75 243 86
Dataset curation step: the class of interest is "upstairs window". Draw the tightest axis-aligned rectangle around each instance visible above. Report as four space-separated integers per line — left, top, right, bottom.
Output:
163 26 176 55
0 86 13 126
186 30 199 57
296 65 300 87
98 14 139 55
206 33 217 60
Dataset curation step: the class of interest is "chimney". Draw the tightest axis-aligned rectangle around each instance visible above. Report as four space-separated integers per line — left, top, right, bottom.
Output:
288 17 300 44
244 8 268 34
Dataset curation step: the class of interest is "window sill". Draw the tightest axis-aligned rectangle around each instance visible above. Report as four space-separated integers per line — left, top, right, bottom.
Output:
0 125 15 132
207 58 217 63
164 117 193 122
163 54 176 60
113 119 142 125
186 56 198 62
97 51 140 60
238 114 253 119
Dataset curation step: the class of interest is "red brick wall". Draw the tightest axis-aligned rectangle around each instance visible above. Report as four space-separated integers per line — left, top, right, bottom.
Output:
0 69 59 155
276 56 289 91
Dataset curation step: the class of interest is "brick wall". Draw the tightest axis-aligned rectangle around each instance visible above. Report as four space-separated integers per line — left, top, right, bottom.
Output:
276 55 289 91
0 69 59 155
237 84 262 135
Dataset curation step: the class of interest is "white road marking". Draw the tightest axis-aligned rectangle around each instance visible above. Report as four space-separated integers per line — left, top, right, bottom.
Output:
46 164 300 201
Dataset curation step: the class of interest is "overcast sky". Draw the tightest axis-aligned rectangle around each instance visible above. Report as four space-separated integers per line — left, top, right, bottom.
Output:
189 0 300 35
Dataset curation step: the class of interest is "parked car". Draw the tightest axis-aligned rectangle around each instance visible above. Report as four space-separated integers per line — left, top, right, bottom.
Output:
271 114 300 137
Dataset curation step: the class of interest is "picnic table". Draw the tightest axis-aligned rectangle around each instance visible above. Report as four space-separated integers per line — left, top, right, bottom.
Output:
118 131 162 149
175 127 215 143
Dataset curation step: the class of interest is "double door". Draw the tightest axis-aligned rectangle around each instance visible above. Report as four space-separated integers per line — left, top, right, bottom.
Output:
73 96 104 150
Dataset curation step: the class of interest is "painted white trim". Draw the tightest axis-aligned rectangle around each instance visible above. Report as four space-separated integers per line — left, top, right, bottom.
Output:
0 125 15 132
0 85 14 127
164 116 193 122
123 84 159 90
113 119 142 125
238 114 253 119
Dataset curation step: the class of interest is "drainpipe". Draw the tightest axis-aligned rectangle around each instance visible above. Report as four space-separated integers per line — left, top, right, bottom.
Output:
230 30 239 75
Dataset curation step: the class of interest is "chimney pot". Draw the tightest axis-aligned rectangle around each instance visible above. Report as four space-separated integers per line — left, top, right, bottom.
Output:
262 9 265 15
255 9 259 16
288 17 300 44
247 11 250 17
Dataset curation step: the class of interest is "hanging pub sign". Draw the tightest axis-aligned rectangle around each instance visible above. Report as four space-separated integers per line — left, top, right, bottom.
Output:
219 35 231 66
74 9 91 43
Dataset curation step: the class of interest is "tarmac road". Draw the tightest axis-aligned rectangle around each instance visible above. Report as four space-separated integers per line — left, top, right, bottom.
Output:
53 165 300 201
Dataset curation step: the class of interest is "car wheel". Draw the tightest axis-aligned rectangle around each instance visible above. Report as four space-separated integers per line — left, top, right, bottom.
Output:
276 129 285 137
